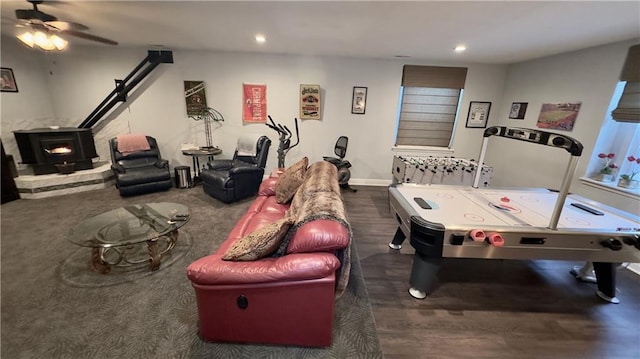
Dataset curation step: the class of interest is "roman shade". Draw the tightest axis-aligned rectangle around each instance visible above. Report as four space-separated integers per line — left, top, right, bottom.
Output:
397 65 468 147
611 44 640 123
402 65 468 89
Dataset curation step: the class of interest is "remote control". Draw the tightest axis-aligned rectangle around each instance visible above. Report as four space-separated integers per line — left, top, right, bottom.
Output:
570 203 604 216
414 197 432 210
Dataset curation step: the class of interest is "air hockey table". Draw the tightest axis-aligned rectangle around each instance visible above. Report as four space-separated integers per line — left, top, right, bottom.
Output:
388 126 640 304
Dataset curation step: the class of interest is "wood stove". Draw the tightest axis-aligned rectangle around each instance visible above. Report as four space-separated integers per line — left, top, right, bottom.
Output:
13 128 98 175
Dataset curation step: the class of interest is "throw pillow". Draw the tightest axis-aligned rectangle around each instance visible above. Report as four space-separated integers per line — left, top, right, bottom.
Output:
222 217 295 261
275 156 309 204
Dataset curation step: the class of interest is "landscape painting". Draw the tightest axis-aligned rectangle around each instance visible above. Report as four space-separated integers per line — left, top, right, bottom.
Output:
536 102 581 131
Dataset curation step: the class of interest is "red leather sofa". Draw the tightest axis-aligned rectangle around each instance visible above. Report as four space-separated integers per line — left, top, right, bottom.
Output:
186 161 351 347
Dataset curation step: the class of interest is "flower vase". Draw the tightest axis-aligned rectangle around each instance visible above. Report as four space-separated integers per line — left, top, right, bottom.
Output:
593 173 614 182
617 178 639 189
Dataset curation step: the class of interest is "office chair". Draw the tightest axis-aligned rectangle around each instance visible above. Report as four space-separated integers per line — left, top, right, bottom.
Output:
323 136 357 192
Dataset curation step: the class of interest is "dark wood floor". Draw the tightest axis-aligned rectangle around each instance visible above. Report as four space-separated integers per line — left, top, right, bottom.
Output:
342 186 640 359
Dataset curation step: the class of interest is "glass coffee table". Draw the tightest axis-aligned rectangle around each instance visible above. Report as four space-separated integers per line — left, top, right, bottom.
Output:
68 202 191 274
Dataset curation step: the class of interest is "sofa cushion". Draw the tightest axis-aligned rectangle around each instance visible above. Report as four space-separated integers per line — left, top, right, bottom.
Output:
222 217 295 261
275 157 309 204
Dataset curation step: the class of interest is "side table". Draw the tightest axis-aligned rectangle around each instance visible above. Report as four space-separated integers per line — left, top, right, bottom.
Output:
182 147 222 183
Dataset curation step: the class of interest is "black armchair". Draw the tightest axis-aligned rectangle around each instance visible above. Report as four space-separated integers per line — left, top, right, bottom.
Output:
200 134 271 203
109 135 172 196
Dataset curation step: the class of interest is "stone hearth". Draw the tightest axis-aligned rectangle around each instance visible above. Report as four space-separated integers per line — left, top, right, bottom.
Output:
15 162 115 199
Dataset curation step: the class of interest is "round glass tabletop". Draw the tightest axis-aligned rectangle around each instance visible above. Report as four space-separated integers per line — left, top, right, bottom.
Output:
67 202 191 248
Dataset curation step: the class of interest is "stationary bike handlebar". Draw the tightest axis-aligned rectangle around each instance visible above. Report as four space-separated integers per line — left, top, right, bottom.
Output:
265 116 300 168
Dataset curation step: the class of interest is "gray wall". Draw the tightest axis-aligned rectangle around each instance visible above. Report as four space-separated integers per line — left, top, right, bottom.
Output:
490 39 639 214
1 36 637 214
1 37 505 184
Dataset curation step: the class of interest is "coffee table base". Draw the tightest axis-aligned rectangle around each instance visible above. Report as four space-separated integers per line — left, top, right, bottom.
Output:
90 229 180 274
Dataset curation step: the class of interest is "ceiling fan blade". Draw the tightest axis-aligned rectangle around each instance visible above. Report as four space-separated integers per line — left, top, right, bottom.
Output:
61 29 118 45
15 8 57 22
46 20 88 32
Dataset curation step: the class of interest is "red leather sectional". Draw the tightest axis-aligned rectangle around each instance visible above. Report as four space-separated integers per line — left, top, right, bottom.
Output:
186 173 350 347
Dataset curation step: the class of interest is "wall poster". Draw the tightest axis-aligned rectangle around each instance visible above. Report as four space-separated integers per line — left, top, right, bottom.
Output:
1 68 18 92
184 81 207 116
536 102 581 131
465 101 491 128
351 86 367 114
243 83 267 123
509 102 528 120
300 84 321 120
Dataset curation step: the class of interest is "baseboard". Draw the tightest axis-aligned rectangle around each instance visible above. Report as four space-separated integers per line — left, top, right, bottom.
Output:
349 178 391 187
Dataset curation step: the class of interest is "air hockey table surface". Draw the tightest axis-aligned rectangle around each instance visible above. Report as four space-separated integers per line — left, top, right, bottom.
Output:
387 126 640 303
392 184 638 234
389 184 640 303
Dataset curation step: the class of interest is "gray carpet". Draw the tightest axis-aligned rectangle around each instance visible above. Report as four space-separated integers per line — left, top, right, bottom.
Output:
1 185 382 358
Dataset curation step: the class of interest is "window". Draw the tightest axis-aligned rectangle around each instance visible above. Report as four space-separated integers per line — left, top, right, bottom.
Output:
587 81 640 194
395 65 467 147
586 44 640 195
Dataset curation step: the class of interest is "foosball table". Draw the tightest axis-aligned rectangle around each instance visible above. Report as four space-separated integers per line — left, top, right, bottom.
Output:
392 155 493 187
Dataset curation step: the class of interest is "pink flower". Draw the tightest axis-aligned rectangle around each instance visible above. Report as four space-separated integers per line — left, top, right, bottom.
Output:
597 153 616 174
620 155 640 181
598 152 615 159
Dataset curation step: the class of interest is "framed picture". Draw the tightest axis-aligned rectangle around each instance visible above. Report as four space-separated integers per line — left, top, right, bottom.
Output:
1 68 18 93
300 84 321 120
184 80 207 116
466 101 491 128
509 102 528 119
536 102 581 131
351 86 367 114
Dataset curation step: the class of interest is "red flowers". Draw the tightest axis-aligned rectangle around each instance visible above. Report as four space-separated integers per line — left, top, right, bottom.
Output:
597 153 617 174
620 155 640 181
626 155 640 164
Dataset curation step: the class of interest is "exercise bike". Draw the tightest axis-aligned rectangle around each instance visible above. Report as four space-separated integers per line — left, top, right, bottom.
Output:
323 136 357 192
265 116 300 168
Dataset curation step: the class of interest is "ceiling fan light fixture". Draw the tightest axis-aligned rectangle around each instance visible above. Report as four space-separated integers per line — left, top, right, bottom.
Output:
17 31 35 48
50 35 68 50
32 31 48 50
16 30 67 51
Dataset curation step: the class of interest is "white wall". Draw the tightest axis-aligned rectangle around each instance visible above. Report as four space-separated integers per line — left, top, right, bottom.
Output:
3 35 637 214
0 39 54 145
1 37 507 182
489 39 639 214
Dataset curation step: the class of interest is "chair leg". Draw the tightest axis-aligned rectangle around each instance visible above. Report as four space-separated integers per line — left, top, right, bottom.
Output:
340 183 358 192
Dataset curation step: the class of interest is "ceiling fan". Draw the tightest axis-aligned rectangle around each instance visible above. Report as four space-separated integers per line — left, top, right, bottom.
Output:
12 0 118 50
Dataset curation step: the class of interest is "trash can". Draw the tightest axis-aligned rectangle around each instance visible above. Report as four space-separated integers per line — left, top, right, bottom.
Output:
174 166 192 188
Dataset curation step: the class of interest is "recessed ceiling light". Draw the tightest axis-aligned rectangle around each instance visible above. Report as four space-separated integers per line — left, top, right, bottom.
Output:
454 45 466 53
255 34 266 44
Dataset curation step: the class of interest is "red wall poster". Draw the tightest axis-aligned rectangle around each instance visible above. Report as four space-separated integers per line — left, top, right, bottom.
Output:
243 83 267 123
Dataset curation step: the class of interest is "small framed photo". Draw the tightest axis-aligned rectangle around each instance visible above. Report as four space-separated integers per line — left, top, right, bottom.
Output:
1 68 18 93
466 101 491 128
351 86 367 114
509 102 528 119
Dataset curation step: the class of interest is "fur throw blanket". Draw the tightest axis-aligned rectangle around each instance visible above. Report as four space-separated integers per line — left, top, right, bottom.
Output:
275 161 352 297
